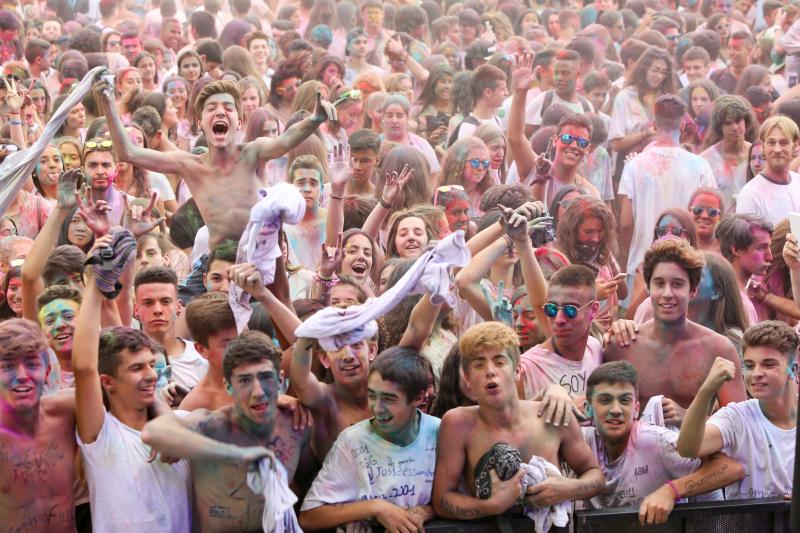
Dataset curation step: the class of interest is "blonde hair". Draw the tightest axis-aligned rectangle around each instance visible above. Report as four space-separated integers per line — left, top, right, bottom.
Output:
760 115 800 143
459 322 520 372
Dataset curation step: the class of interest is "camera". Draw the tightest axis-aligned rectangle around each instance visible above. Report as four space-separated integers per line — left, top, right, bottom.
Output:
100 246 114 270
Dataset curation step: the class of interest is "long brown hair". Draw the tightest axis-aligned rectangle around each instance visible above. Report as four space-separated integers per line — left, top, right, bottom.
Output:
556 196 618 266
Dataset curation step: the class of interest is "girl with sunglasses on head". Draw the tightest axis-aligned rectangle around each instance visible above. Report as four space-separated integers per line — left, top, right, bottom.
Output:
439 137 494 217
688 187 725 254
626 208 698 319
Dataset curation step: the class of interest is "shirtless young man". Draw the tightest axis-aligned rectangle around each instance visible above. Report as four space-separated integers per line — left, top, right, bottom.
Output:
604 240 747 426
143 330 311 533
95 76 337 250
433 322 605 523
179 291 239 411
0 319 77 533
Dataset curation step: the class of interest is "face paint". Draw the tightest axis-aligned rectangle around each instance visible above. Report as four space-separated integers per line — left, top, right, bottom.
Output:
0 351 48 410
38 299 78 355
695 266 719 302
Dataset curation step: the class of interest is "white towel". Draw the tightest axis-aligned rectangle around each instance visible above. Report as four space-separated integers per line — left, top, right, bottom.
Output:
520 456 571 533
294 231 471 350
640 394 679 433
245 458 303 533
0 67 105 216
229 183 306 331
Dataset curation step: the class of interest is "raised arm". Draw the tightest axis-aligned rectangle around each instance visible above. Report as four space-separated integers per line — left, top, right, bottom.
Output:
252 92 335 164
716 340 747 406
73 242 112 444
454 237 508 321
290 337 331 411
506 202 553 338
362 165 413 241
94 77 192 176
22 169 81 320
399 294 443 350
386 34 429 84
229 263 302 344
325 146 350 246
508 52 537 181
677 357 732 458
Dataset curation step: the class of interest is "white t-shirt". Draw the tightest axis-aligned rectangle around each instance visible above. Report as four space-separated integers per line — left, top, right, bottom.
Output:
170 339 208 389
581 422 718 509
518 336 604 400
301 412 440 530
735 171 800 225
699 144 749 210
708 399 795 500
617 145 717 273
148 171 177 202
78 410 192 532
456 114 503 141
525 91 594 127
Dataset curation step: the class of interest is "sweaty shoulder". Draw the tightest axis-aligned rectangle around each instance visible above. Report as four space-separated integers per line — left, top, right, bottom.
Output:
42 388 76 419
688 321 733 348
441 405 479 430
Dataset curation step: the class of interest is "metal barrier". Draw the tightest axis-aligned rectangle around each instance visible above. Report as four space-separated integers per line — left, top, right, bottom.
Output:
375 499 790 532
574 498 792 533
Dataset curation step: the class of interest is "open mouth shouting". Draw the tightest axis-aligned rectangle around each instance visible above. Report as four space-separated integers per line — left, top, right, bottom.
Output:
485 381 501 394
350 261 368 277
211 120 229 141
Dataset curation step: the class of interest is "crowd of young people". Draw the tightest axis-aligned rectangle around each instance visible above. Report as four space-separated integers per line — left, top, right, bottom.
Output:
0 0 799 531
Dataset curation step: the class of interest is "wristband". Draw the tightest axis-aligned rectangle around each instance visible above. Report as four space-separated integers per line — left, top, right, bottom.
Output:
666 479 681 501
330 193 344 201
315 273 339 290
379 197 392 209
8 120 22 125
501 234 514 252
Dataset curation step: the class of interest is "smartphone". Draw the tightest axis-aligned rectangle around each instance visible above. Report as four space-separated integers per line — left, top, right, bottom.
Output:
545 136 555 160
789 211 800 237
614 272 629 280
790 73 798 89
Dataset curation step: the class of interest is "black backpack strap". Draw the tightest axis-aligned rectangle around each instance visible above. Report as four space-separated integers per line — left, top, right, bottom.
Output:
447 114 481 146
540 90 555 118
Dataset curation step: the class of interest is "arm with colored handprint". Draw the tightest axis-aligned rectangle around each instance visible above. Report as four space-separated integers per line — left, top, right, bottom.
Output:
502 202 553 338
325 144 350 247
454 232 511 322
362 165 414 241
21 169 82 320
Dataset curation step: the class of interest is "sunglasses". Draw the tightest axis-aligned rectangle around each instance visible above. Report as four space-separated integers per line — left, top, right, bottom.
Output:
655 226 687 238
84 139 113 154
690 206 720 218
468 158 490 169
665 34 681 41
433 184 465 206
542 300 595 319
559 133 590 149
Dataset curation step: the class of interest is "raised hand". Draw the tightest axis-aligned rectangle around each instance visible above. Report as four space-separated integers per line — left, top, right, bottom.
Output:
512 50 536 92
385 33 405 57
783 233 800 271
498 204 529 242
229 263 269 300
122 191 165 237
3 77 23 114
381 164 414 207
75 184 111 237
328 143 352 193
482 280 513 326
57 168 82 211
701 356 736 393
318 233 343 280
514 201 548 220
91 72 114 109
312 91 337 124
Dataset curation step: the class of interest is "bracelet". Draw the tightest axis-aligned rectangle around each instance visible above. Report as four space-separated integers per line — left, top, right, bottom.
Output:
315 273 339 290
330 193 344 201
501 234 514 252
379 197 392 209
665 479 681 501
8 120 22 125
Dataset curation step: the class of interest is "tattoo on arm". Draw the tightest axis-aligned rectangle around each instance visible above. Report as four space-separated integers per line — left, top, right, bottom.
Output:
683 462 731 496
440 497 482 519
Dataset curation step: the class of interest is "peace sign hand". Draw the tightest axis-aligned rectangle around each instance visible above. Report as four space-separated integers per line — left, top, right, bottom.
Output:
3 77 23 114
482 280 514 326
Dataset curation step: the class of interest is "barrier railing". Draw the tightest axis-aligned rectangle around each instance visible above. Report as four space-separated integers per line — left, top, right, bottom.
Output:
374 499 791 532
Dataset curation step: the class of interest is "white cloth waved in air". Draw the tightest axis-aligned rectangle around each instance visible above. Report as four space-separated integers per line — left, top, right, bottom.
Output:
294 231 471 352
520 456 571 533
229 183 306 331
